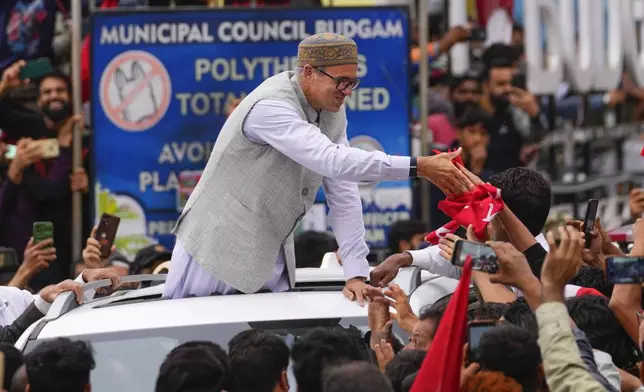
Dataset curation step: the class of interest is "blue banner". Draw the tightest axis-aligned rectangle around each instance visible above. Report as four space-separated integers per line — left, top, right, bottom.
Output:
92 7 411 256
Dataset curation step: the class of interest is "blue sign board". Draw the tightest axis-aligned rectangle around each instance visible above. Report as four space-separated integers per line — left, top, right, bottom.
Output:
91 7 410 256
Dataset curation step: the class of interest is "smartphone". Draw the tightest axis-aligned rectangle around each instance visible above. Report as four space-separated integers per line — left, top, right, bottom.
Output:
584 199 599 248
468 321 496 362
19 58 55 80
33 221 54 247
452 240 499 274
4 144 16 160
513 74 527 90
94 213 120 258
606 256 644 284
469 26 486 41
31 139 60 159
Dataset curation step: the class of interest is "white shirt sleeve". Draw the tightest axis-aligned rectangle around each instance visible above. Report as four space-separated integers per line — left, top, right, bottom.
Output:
243 99 410 182
76 271 97 302
322 134 370 281
407 246 463 280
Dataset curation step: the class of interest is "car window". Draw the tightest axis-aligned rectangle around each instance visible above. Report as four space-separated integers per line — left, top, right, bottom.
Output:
23 316 403 392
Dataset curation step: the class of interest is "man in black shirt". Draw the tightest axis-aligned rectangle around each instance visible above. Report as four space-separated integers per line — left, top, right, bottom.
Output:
480 58 546 174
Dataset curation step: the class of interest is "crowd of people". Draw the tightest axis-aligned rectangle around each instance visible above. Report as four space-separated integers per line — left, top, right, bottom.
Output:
0 1 643 392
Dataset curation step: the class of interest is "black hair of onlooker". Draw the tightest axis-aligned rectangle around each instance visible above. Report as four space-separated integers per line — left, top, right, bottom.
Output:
502 297 538 336
323 361 394 392
36 71 72 95
482 44 519 70
456 103 490 129
566 295 641 370
570 266 614 297
401 371 418 392
294 231 338 268
489 168 552 236
387 220 427 254
471 302 510 322
0 343 23 391
25 338 95 392
479 324 541 392
448 72 481 93
512 23 524 33
155 341 231 392
384 350 426 392
291 328 370 392
228 330 290 392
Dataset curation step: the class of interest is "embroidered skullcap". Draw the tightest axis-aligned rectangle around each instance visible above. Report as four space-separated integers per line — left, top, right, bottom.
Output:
297 33 358 67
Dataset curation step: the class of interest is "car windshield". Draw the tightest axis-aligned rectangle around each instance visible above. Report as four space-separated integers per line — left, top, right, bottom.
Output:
23 316 406 392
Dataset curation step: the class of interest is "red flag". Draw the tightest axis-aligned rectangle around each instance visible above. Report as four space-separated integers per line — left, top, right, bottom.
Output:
425 184 504 244
410 256 473 392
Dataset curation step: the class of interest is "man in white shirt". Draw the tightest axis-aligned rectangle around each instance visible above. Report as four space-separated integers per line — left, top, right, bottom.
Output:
165 33 474 303
0 267 120 337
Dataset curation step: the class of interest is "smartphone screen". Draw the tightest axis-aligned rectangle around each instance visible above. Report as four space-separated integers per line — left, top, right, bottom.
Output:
584 199 599 248
606 256 644 284
452 240 499 274
19 58 54 80
33 221 53 247
94 213 120 258
4 145 16 160
468 323 495 362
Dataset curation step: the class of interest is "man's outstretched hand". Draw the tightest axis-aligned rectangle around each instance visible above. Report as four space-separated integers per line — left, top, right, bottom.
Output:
418 148 474 195
343 278 381 306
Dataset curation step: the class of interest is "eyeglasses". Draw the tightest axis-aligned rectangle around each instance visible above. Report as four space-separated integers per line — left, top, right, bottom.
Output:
315 67 360 91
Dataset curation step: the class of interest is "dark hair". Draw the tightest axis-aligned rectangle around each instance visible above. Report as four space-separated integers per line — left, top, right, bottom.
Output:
479 324 541 392
155 341 231 392
456 104 490 129
228 330 290 392
471 302 510 322
502 297 538 336
323 361 394 392
384 350 426 392
482 44 519 70
489 168 551 236
448 72 481 92
291 328 370 392
294 231 338 268
0 343 23 391
401 371 417 392
387 220 427 254
36 71 72 95
566 295 641 370
25 338 95 392
418 306 445 340
570 266 614 297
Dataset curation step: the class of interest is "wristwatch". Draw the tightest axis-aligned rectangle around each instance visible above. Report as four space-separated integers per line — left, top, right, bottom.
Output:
409 157 418 178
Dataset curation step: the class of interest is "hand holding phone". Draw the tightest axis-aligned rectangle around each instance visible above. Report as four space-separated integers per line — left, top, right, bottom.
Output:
31 139 60 159
452 240 499 274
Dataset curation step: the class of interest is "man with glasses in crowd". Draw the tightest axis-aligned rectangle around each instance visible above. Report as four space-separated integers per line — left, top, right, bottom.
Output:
164 33 472 303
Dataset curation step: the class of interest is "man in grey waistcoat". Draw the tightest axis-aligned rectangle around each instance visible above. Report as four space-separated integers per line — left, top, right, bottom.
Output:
163 33 473 304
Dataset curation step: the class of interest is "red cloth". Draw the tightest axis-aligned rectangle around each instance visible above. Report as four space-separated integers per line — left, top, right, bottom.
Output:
476 0 514 26
410 256 473 392
575 287 605 298
81 0 119 102
641 146 644 157
425 184 504 244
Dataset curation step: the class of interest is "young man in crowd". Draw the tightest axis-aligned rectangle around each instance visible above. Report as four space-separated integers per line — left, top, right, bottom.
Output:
0 60 87 290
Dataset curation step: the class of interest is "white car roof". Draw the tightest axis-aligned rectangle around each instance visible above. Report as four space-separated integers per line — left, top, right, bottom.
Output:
35 287 368 340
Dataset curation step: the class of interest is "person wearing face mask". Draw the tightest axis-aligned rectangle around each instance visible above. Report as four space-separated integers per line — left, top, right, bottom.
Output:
480 57 545 174
0 60 87 290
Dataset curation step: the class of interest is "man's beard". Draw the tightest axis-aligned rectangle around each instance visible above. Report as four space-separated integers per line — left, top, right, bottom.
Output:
42 100 72 123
